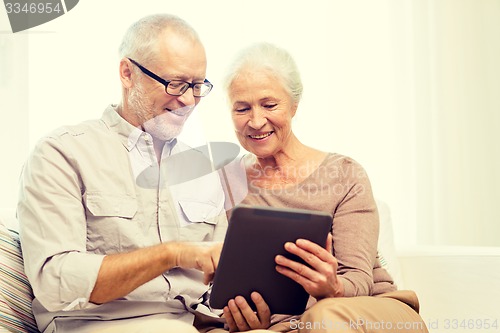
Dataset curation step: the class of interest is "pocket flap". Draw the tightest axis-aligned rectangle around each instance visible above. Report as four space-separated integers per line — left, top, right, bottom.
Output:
178 200 220 224
84 192 137 218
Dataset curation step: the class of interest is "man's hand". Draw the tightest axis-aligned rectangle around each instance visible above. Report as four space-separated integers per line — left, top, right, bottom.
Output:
275 233 344 299
223 292 271 332
90 241 223 304
174 242 223 284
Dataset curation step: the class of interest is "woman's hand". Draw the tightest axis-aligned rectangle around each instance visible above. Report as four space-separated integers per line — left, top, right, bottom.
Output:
275 233 344 299
222 292 271 332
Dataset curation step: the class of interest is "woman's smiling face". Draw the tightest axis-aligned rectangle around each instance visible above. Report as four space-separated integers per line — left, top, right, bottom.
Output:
229 68 297 158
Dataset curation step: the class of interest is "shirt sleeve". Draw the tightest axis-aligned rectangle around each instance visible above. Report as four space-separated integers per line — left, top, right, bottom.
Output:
332 158 379 297
17 134 105 312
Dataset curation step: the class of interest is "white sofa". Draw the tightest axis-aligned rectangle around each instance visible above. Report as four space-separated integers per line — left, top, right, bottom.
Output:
376 202 500 333
2 205 500 333
398 246 500 333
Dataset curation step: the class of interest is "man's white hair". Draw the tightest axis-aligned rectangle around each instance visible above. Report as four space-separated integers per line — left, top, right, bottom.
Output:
119 14 200 67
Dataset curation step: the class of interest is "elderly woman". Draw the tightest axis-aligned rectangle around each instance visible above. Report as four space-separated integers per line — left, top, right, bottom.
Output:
218 43 428 333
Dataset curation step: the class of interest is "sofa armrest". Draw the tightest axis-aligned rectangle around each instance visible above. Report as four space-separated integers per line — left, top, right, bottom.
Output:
397 246 500 333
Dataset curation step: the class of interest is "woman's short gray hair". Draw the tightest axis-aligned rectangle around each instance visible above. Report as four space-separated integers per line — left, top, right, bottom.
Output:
224 42 303 104
119 14 200 67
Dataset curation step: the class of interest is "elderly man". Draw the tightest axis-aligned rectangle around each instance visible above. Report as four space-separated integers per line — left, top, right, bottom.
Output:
18 14 227 333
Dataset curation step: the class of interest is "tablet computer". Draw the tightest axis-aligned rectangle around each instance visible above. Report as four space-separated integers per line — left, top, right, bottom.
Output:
209 205 333 315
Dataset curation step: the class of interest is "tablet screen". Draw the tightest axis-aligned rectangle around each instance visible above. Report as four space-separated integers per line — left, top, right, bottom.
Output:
209 205 332 315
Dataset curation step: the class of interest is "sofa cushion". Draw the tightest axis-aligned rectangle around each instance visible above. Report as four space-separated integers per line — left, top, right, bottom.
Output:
376 199 404 289
0 219 39 333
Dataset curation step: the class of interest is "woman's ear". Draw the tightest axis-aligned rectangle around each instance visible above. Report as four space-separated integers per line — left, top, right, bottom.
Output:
290 101 299 118
119 58 134 89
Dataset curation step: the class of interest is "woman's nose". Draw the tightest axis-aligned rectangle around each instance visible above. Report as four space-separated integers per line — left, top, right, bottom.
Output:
248 109 267 129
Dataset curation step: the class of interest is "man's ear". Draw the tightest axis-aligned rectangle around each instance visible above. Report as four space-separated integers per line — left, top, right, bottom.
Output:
119 58 134 89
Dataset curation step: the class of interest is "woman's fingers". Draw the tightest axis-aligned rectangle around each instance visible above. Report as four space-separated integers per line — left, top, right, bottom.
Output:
294 238 337 264
223 294 271 332
251 292 271 325
223 305 237 332
227 298 251 331
235 296 260 327
275 236 340 298
277 239 337 276
326 233 333 254
275 253 318 281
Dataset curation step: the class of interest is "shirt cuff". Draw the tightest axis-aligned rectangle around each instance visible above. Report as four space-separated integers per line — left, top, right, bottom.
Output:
59 252 106 311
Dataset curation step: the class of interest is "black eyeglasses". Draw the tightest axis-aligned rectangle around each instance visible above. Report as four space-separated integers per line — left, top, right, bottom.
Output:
127 58 213 97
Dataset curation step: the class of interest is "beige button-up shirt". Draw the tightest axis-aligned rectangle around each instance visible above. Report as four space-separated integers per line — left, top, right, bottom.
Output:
18 105 227 332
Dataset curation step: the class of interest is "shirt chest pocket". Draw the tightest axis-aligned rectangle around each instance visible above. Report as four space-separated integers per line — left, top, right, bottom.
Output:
178 200 221 225
84 192 138 218
175 199 224 242
83 192 140 253
169 171 225 228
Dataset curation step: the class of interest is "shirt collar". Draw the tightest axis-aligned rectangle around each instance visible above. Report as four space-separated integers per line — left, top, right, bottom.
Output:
101 104 177 152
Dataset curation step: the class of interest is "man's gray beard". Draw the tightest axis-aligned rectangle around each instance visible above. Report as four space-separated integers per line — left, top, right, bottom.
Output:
143 114 183 141
129 85 183 141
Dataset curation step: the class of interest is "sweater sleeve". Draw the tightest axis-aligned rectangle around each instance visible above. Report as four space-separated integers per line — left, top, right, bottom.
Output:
331 158 379 297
